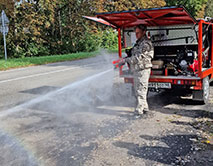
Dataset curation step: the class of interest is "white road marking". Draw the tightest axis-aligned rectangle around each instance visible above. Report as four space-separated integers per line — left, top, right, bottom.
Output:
0 68 113 117
0 62 106 84
0 67 29 73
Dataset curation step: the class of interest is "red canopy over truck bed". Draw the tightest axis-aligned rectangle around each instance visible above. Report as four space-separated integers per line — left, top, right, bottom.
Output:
84 6 213 103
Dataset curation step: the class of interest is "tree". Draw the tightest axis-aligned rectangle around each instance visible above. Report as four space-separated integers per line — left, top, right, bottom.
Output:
165 0 208 17
0 0 16 57
93 0 166 13
196 4 206 18
1 0 167 58
205 0 213 17
9 0 58 57
0 0 15 15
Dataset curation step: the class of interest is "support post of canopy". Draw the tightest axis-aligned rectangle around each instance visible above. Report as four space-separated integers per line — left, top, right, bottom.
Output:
118 28 122 58
118 28 123 75
198 20 203 77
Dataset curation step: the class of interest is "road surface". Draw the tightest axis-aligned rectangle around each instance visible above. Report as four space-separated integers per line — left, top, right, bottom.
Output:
0 54 213 166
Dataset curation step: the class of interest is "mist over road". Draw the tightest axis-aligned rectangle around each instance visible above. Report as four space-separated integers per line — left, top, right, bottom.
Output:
0 54 115 111
0 53 213 166
0 53 134 166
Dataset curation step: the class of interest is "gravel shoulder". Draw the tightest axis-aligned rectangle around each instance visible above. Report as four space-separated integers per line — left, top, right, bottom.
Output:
85 87 213 166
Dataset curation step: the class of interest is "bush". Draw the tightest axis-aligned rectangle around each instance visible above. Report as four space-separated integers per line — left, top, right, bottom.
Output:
100 29 118 49
4 26 118 59
77 30 102 52
7 42 50 58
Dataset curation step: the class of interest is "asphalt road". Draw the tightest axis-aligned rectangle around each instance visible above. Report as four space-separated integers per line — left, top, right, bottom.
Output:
0 54 115 111
0 54 213 166
0 54 134 166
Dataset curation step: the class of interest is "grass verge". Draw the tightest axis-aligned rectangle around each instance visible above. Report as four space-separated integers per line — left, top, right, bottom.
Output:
107 48 125 53
0 51 98 71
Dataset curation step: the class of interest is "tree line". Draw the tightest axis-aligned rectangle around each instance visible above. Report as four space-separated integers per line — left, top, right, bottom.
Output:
0 0 210 58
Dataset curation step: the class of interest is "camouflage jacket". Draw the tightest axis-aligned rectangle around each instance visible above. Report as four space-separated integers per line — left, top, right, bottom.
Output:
125 35 154 71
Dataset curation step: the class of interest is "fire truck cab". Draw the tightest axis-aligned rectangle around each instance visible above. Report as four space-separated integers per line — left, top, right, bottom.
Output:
84 6 213 104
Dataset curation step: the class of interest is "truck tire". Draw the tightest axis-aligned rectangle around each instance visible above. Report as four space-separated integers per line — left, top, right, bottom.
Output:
210 79 213 86
203 76 210 104
193 77 210 104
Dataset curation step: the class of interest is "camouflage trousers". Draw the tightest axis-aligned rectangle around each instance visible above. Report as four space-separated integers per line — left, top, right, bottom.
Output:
133 68 151 114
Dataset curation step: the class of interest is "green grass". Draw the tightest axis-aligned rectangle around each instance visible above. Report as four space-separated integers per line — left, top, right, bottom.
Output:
107 48 119 53
107 47 126 53
0 51 98 71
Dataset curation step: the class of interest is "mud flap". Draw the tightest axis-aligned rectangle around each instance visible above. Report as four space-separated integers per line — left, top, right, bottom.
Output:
192 90 203 101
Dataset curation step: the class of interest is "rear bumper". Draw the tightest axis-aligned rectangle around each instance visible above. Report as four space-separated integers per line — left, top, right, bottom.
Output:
123 75 203 90
150 76 202 90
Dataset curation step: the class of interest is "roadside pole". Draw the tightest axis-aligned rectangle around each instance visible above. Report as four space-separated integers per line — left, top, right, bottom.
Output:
0 10 9 60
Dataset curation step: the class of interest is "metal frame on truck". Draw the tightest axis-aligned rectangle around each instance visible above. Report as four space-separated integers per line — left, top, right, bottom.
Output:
84 6 213 103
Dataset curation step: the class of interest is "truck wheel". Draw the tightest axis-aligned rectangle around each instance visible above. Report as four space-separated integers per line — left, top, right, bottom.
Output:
203 76 210 104
210 80 213 86
192 77 210 104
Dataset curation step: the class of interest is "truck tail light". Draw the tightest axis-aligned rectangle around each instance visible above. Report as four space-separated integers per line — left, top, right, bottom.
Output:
173 80 197 85
177 80 181 84
191 81 196 85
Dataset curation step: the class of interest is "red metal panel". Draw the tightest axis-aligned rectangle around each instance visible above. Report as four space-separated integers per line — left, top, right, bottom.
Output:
198 20 203 77
96 6 196 28
82 16 116 28
165 68 168 76
193 80 202 90
198 21 213 79
149 78 173 83
200 68 213 78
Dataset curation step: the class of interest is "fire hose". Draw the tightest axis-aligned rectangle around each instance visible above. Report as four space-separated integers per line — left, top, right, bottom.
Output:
112 58 125 69
112 48 132 69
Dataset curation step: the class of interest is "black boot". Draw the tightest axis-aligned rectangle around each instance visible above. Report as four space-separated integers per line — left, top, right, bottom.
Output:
143 109 154 118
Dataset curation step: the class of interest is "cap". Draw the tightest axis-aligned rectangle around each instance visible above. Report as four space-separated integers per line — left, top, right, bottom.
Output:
135 24 147 31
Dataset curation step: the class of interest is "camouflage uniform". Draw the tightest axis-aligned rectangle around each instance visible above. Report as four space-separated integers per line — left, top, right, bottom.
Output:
125 35 154 114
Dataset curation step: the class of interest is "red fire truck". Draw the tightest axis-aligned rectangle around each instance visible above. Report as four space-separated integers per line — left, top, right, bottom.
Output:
84 6 213 104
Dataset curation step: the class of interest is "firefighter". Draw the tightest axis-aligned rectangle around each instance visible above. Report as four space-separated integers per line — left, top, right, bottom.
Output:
120 24 154 118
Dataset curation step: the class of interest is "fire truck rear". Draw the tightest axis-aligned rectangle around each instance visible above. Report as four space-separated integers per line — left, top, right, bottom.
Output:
84 6 213 104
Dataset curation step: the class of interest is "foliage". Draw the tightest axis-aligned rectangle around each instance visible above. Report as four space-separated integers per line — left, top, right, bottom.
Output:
205 0 213 17
100 29 118 49
93 0 165 12
196 4 206 18
165 0 208 17
0 0 166 59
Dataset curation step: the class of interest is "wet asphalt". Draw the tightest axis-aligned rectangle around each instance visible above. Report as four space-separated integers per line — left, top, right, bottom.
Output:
0 54 213 166
0 54 134 166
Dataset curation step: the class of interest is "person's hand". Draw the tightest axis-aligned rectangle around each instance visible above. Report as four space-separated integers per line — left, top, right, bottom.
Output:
118 58 125 67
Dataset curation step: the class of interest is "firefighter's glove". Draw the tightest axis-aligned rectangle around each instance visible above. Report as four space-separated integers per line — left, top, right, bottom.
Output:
125 48 132 58
118 59 125 67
